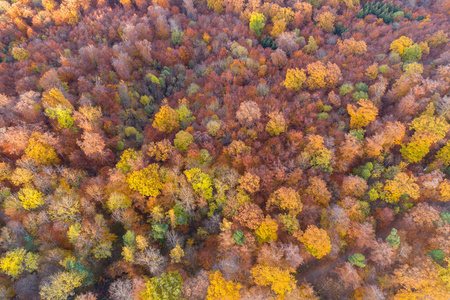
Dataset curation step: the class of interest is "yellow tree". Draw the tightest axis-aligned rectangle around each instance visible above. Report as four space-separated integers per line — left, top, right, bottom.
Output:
347 99 378 129
254 216 278 244
283 68 306 91
299 225 331 259
152 104 179 133
126 164 164 197
206 271 241 300
305 61 342 90
267 187 302 216
315 11 335 32
251 265 296 297
383 172 420 203
265 111 287 136
25 134 60 165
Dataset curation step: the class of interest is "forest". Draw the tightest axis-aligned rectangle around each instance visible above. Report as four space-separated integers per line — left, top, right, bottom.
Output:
0 0 449 298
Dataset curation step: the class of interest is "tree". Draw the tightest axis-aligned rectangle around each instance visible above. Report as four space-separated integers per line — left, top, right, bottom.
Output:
338 38 367 56
283 68 306 91
126 164 164 197
348 253 366 267
141 271 183 300
267 187 302 216
347 99 378 129
249 13 265 37
315 11 335 32
254 216 278 244
18 187 44 210
184 168 213 201
238 172 260 194
25 135 60 165
265 111 287 136
174 130 194 152
40 271 84 300
0 248 38 279
206 271 241 300
236 101 261 127
306 176 331 206
251 265 296 297
390 36 414 56
153 105 179 133
299 225 331 259
386 228 400 249
306 61 342 90
383 172 419 203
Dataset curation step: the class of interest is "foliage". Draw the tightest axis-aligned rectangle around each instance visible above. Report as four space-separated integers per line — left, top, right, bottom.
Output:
251 265 296 297
283 68 306 91
142 271 183 300
249 13 266 37
386 228 400 249
348 253 366 267
153 105 180 133
0 248 38 279
206 271 241 300
18 187 44 210
255 216 278 244
174 130 194 152
126 164 164 197
299 225 331 259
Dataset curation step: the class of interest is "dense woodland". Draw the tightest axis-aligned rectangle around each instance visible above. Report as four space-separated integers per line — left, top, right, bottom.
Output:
0 0 449 298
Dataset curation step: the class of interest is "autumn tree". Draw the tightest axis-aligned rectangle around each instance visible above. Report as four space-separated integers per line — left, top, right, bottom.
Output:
267 187 302 216
249 13 265 37
283 68 306 91
347 99 378 129
265 111 287 136
305 61 342 90
141 271 183 300
153 104 180 133
299 225 331 259
383 172 419 204
251 265 296 297
126 164 164 197
206 271 241 300
338 38 367 56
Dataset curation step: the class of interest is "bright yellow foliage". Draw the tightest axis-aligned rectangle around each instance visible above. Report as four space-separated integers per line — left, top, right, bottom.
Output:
347 99 378 129
254 216 278 243
383 172 419 203
299 225 331 259
206 271 241 300
251 265 296 297
283 68 306 91
106 192 131 211
152 104 180 133
126 164 164 197
390 36 414 56
25 136 60 165
18 187 44 210
0 248 38 279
